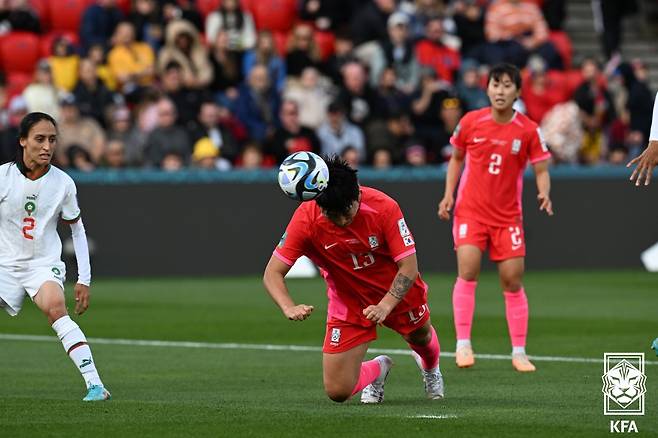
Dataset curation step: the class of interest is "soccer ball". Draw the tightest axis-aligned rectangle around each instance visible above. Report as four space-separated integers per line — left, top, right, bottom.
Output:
278 152 329 201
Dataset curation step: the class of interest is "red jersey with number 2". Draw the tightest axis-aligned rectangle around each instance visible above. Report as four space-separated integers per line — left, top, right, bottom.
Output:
273 186 428 327
450 108 551 226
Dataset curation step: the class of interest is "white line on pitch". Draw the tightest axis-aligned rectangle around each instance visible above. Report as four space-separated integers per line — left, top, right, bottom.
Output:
0 333 656 365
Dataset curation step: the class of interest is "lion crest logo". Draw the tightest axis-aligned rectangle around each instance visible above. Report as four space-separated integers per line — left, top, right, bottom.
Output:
602 354 646 415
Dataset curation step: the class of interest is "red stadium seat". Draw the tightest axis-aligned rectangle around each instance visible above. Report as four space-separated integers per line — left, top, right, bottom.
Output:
116 0 131 15
6 72 33 103
48 0 89 33
549 31 573 70
273 31 288 57
40 31 80 57
240 0 255 13
0 32 41 75
252 0 297 32
314 31 335 61
198 0 222 19
29 0 51 30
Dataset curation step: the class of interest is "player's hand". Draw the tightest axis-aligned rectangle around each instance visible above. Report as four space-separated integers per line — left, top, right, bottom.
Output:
438 196 454 221
537 192 553 216
627 141 658 186
363 304 392 325
74 283 90 315
283 304 314 321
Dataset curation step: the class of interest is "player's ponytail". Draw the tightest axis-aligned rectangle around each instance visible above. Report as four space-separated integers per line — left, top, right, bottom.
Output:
16 112 58 170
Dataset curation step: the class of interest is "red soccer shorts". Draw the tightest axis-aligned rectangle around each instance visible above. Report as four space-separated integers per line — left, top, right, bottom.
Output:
322 303 430 353
452 216 526 261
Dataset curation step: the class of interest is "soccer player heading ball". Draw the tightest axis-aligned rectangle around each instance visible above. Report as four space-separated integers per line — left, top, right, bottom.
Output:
0 112 110 401
264 156 444 403
438 63 553 372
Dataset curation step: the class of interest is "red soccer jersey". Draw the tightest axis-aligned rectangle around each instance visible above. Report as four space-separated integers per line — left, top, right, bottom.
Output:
450 107 551 226
273 186 428 327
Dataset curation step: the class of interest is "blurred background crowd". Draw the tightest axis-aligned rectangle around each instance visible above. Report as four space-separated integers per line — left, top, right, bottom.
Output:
0 0 656 171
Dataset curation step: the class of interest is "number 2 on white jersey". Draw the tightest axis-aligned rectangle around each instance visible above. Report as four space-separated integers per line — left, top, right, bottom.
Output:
22 217 35 240
488 153 502 175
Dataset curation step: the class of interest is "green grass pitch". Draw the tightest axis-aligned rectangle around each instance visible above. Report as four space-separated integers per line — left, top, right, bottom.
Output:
0 270 656 437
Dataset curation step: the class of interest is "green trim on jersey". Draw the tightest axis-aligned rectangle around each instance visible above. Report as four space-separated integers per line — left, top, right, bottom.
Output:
16 160 51 181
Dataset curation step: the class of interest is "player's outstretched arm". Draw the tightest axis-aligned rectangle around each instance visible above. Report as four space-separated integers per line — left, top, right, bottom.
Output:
438 148 465 221
263 255 314 321
65 218 92 315
363 253 418 324
627 140 658 186
533 160 553 216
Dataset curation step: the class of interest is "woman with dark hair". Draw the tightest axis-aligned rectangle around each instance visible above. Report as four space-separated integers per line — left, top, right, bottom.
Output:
0 112 110 401
205 0 256 51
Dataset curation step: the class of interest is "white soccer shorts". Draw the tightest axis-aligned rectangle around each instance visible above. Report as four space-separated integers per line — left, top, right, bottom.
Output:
0 263 66 316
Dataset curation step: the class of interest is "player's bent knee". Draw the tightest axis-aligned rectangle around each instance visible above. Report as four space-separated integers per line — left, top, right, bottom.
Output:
324 382 352 403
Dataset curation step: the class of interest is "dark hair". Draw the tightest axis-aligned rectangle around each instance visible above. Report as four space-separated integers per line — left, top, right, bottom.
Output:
16 112 57 168
487 63 521 90
164 60 183 72
315 156 359 215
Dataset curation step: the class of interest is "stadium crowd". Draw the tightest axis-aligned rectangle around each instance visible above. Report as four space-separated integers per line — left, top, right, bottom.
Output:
0 0 653 170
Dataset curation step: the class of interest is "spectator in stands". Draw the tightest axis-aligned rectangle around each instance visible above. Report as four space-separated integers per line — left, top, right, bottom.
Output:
540 101 582 164
57 93 107 166
624 60 654 154
406 144 428 166
266 100 321 164
410 66 452 151
73 58 116 126
405 0 448 41
192 137 232 170
415 17 461 84
542 0 566 31
88 43 117 91
350 0 397 46
452 0 486 59
242 31 287 92
595 0 638 60
372 148 393 168
205 0 256 52
101 138 126 168
144 97 192 168
322 30 356 85
188 100 239 164
49 36 80 92
284 66 331 129
337 61 384 128
0 95 27 164
128 0 164 51
483 0 562 70
0 0 41 34
22 59 60 120
367 110 417 164
107 21 155 95
377 68 410 116
573 58 614 164
521 55 569 124
80 0 124 52
217 102 248 144
160 61 206 129
317 101 366 161
286 23 321 78
430 96 462 163
340 145 360 169
300 0 352 31
106 105 147 166
158 19 213 90
162 0 203 32
66 145 96 172
370 12 420 94
455 59 488 112
237 141 267 169
208 31 243 102
234 64 281 143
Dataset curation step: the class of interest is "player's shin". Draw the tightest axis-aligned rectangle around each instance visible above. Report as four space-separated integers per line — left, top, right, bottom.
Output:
453 277 477 346
51 315 104 388
407 325 440 371
503 288 529 353
350 358 381 396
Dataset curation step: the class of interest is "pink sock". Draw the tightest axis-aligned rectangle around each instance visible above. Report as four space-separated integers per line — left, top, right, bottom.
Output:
453 277 477 341
408 325 440 370
504 288 528 348
350 358 381 396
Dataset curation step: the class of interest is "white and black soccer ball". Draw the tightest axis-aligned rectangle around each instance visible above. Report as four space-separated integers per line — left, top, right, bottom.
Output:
278 152 329 201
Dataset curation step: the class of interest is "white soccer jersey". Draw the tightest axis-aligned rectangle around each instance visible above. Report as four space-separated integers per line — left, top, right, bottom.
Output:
0 163 80 269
